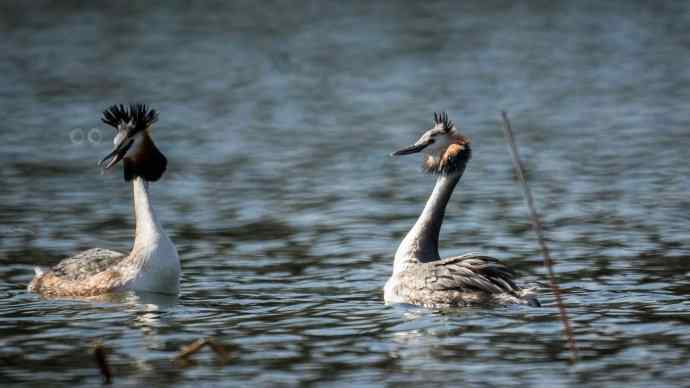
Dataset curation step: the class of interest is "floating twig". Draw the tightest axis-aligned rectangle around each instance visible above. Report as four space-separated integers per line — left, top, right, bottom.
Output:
175 338 208 360
92 340 112 384
174 337 233 364
500 111 578 363
206 337 232 363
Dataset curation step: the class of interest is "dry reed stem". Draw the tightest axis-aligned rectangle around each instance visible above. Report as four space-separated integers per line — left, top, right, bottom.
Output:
500 111 578 363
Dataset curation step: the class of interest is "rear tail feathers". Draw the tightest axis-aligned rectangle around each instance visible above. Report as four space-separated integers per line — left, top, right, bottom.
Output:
519 286 541 307
27 267 46 292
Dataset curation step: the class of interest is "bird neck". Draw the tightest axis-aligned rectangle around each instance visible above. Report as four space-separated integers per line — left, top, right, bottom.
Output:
125 176 180 294
393 173 461 273
131 177 166 249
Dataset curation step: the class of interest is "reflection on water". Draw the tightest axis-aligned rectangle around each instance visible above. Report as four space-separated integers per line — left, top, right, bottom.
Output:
1 1 690 386
32 290 179 308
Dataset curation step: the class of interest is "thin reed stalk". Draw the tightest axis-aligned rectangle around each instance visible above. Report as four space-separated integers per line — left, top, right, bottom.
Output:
500 111 578 363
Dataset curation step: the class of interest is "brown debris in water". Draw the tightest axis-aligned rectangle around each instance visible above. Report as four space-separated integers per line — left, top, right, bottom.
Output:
92 340 112 384
174 337 233 365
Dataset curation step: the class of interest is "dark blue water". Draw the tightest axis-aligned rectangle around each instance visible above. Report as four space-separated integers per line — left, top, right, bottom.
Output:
1 1 690 386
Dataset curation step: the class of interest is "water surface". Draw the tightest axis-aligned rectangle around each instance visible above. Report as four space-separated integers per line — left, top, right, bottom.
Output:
1 1 690 386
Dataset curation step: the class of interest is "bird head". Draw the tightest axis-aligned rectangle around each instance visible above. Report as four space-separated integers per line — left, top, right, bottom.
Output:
392 112 471 176
99 104 167 181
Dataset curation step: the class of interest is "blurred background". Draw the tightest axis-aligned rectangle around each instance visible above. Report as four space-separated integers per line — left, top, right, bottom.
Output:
1 1 689 386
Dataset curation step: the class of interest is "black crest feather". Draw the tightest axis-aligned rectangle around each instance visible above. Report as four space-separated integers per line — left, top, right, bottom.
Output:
101 104 130 128
101 104 158 132
130 104 158 131
433 111 454 132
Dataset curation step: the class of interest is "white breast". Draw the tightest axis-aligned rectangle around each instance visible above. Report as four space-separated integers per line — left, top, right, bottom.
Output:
120 233 180 295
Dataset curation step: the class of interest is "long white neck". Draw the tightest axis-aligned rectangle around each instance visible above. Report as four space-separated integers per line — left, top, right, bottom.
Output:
393 173 461 273
126 176 180 294
132 177 164 247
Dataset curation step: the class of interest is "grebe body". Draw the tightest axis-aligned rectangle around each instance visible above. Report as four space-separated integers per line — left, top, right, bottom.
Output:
28 104 180 297
385 112 539 308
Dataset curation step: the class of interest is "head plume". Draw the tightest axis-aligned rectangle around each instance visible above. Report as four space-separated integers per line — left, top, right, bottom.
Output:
101 104 158 133
433 111 454 132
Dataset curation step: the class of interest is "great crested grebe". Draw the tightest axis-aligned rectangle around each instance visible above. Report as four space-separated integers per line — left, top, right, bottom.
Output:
384 112 539 308
28 104 180 297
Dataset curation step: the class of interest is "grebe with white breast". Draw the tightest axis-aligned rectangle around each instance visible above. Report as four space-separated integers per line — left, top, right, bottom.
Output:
28 104 180 297
384 112 539 308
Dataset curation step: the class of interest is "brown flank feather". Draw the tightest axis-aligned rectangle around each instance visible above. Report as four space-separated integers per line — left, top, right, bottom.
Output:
28 270 124 297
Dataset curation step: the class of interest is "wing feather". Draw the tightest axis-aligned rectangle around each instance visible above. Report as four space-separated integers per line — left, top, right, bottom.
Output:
391 254 527 306
50 248 127 281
